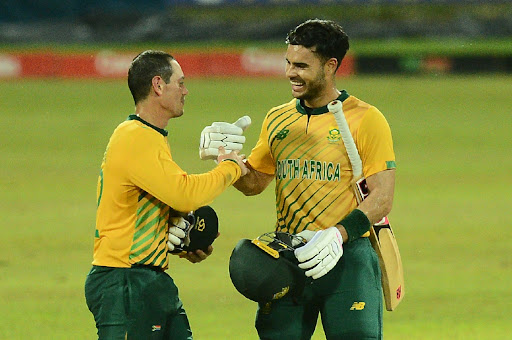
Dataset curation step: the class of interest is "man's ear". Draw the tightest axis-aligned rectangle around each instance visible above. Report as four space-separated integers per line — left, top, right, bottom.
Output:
325 57 339 77
152 76 164 95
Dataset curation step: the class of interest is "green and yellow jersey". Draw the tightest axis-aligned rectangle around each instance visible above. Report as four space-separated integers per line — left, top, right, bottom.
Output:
248 91 395 235
93 115 241 269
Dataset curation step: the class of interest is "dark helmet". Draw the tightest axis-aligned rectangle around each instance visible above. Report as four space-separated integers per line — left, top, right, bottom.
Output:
168 205 219 253
229 231 308 303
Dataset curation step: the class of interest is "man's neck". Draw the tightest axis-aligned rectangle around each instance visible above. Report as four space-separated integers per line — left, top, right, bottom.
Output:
135 105 168 130
303 87 340 109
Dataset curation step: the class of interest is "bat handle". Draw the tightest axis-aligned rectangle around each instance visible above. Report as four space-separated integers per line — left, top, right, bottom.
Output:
328 100 363 178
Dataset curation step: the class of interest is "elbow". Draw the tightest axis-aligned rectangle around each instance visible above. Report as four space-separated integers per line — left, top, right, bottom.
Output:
382 197 393 217
171 203 197 214
241 187 264 196
171 198 207 214
233 178 264 196
234 182 262 196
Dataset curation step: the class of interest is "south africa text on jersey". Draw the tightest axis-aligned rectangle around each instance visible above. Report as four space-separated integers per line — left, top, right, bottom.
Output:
276 159 341 181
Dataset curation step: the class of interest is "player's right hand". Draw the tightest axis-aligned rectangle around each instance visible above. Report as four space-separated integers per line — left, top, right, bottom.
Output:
217 147 249 176
199 116 251 160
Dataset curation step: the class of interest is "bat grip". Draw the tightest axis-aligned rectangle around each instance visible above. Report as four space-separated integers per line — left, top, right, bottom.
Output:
328 100 363 177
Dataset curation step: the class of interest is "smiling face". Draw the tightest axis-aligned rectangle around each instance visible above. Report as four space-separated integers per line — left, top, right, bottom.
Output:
285 44 339 108
285 45 328 105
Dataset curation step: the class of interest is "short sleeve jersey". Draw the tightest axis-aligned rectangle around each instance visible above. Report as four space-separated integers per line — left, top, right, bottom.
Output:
93 115 241 269
248 91 395 235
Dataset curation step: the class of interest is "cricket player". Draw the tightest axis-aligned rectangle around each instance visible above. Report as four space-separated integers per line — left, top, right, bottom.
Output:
84 50 248 339
201 20 396 339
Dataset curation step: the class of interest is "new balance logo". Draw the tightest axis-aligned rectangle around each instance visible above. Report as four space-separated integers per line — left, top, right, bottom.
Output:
275 129 289 140
350 302 366 311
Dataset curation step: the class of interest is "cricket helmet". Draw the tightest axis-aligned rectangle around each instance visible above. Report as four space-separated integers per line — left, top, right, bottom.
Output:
186 205 218 251
229 231 308 303
169 205 219 253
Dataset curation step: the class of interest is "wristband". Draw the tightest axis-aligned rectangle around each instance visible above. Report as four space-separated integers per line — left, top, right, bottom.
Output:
339 209 371 242
221 159 238 165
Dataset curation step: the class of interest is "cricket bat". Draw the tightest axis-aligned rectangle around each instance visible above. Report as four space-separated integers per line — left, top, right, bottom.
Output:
328 100 404 311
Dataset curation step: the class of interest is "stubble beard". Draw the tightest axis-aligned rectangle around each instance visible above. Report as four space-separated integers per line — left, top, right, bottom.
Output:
294 70 327 103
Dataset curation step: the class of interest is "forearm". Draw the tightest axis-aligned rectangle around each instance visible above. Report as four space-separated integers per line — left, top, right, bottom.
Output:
336 196 392 243
357 193 393 225
337 169 395 242
135 160 241 212
172 161 242 211
359 169 395 224
233 173 261 196
233 162 274 196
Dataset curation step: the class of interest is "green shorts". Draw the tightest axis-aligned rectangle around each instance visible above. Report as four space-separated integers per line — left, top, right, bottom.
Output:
255 237 383 340
85 266 192 340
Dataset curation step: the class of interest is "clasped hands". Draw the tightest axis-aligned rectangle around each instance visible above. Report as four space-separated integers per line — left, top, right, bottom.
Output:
198 116 344 278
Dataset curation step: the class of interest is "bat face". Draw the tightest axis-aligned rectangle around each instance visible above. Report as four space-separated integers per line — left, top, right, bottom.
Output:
352 176 404 311
370 225 405 311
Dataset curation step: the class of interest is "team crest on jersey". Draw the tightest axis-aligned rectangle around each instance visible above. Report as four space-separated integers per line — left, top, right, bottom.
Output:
327 127 341 143
275 129 289 140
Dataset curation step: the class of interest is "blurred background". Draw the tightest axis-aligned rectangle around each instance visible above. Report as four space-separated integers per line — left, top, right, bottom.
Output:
2 0 512 42
1 1 511 339
1 0 512 76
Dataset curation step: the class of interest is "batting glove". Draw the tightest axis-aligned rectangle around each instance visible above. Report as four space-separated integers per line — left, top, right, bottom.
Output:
294 227 344 279
291 229 317 247
167 216 192 252
199 116 251 160
296 229 317 242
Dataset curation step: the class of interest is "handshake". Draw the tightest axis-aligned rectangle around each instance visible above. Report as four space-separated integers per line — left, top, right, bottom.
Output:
199 116 252 162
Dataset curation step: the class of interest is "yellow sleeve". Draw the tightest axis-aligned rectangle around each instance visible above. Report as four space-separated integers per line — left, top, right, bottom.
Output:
114 127 241 213
357 106 396 178
247 113 276 175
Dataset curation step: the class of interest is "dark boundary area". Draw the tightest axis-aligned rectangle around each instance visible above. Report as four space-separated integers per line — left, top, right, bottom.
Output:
357 55 512 74
1 3 511 43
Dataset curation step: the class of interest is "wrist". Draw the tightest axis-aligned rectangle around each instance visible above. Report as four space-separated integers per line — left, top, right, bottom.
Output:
220 158 238 165
338 209 371 243
337 226 349 243
219 158 243 179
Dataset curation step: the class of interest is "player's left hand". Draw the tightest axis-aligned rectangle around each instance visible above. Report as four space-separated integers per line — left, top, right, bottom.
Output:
294 226 344 279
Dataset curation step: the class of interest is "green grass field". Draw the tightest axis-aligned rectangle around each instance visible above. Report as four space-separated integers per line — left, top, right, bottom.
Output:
0 75 511 339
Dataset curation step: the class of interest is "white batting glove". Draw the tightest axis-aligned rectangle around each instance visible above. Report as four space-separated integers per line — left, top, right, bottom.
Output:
199 116 252 160
297 229 317 242
167 216 191 252
294 227 344 279
291 229 317 247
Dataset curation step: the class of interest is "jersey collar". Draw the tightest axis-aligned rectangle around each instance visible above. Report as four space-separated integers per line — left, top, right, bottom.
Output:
127 114 168 137
295 90 350 115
